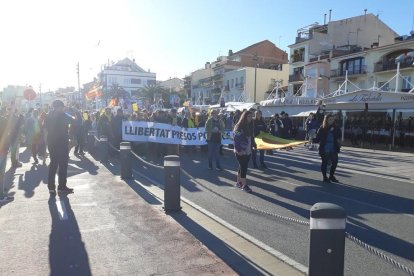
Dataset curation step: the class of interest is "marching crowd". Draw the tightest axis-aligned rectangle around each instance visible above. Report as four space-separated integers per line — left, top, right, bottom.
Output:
0 100 340 200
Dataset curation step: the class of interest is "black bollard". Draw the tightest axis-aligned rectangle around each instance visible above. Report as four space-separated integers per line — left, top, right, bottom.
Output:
99 136 109 163
120 142 132 179
87 130 96 152
309 202 346 276
163 155 181 212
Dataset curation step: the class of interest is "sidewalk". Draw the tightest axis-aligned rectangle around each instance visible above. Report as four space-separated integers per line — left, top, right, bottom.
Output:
0 148 303 275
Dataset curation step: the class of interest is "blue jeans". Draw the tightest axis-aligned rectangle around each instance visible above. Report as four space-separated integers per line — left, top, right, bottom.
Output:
207 141 221 168
251 149 265 167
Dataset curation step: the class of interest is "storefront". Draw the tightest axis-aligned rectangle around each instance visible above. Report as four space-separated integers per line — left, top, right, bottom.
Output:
322 90 414 151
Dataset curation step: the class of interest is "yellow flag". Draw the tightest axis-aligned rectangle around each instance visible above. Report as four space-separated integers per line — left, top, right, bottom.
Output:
255 131 307 150
132 103 138 112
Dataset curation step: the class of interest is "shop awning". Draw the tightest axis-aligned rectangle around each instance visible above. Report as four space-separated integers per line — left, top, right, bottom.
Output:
260 105 317 118
291 110 318 117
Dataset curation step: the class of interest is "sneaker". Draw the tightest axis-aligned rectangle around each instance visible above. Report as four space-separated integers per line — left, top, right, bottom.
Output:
236 182 242 188
0 195 14 202
208 166 213 170
58 187 74 193
216 166 223 171
329 176 339 183
12 162 23 168
323 177 331 183
242 185 252 193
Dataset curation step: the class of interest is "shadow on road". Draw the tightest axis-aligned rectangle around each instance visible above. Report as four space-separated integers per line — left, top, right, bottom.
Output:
48 194 91 276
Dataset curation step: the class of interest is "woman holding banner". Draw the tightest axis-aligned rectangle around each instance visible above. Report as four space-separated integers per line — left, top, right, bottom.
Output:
233 110 255 193
315 114 341 183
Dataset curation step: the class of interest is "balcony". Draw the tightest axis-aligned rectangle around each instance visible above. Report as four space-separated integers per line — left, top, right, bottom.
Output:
309 54 330 62
289 73 304 82
290 54 305 63
374 60 414 73
330 65 367 78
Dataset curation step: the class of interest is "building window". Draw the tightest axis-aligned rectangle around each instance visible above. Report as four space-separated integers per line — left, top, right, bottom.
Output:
240 76 244 85
231 79 234 88
147 80 156 86
378 82 390 91
340 58 365 75
236 77 239 86
131 78 142 84
125 78 131 85
402 76 412 91
109 77 117 84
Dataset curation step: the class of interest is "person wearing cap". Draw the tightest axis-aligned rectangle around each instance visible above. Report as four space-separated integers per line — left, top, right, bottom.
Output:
45 100 75 194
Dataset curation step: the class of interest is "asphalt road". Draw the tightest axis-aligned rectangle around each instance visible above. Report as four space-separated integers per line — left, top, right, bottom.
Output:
129 145 414 276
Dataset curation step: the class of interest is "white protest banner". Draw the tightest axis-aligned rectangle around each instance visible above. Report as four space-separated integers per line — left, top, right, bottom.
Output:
122 121 234 145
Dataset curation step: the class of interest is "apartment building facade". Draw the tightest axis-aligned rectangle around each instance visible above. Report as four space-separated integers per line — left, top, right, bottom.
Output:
187 40 289 105
289 13 397 97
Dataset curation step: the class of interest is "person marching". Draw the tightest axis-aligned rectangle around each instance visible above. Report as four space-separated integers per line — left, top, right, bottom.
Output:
0 107 13 202
45 100 75 194
251 110 268 169
305 112 319 150
233 110 255 193
205 109 225 171
315 114 342 183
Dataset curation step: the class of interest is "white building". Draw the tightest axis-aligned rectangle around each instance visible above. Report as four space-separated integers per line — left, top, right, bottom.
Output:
100 58 156 96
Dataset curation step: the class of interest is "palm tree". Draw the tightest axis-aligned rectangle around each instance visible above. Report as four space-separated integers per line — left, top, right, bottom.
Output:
138 84 170 106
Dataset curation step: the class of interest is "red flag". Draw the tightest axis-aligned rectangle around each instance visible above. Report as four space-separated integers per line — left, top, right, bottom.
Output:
85 85 102 100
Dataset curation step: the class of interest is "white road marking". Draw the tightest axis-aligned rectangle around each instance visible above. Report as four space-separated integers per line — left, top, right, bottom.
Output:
56 200 68 220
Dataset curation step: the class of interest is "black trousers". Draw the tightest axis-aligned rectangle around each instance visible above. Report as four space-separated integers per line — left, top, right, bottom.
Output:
48 144 69 190
320 151 338 178
235 154 251 178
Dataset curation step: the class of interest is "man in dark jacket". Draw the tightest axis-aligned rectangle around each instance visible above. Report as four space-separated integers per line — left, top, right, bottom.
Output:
111 108 124 149
45 100 74 194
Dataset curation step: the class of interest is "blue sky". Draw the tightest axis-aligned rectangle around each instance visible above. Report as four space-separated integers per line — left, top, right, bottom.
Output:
1 0 413 92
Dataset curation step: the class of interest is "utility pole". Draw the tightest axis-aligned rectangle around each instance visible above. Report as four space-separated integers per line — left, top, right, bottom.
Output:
76 62 81 109
39 83 42 109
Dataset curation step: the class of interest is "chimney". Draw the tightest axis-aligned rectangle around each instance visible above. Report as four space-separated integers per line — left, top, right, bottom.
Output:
228 49 233 56
324 14 327 25
329 9 332 22
364 9 367 16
